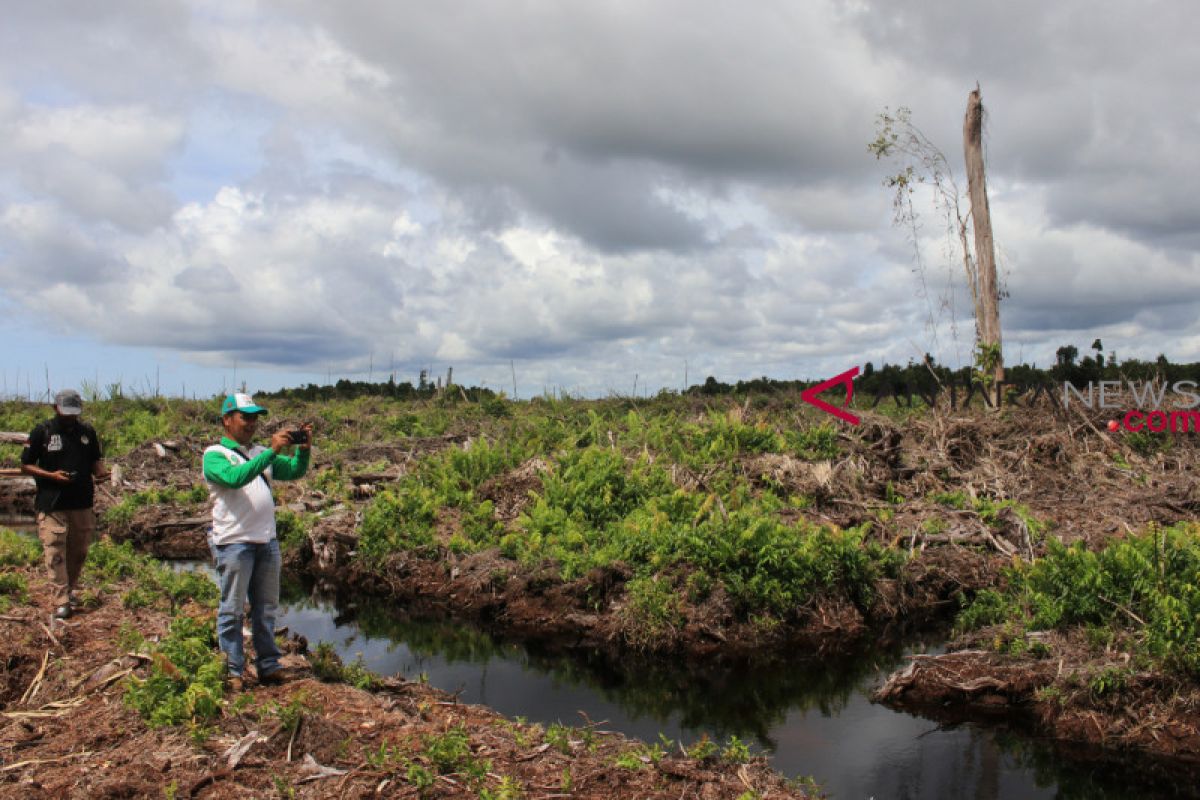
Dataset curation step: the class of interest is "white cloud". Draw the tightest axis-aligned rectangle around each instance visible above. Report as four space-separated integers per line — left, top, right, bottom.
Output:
1 0 1199 395
1 103 183 230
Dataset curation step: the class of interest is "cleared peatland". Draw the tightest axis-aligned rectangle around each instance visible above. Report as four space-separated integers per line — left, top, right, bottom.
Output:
0 534 809 798
3 388 1200 789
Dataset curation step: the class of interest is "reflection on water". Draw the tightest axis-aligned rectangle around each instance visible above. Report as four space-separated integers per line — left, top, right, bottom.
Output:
265 578 1189 800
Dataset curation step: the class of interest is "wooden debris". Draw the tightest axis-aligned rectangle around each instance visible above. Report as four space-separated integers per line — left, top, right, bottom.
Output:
4 696 87 720
19 649 50 704
38 620 62 649
0 751 94 772
75 655 142 693
224 730 268 769
297 753 348 782
286 718 302 762
349 473 392 484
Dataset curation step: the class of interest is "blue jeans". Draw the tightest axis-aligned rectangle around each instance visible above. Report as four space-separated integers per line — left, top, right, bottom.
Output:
211 539 282 678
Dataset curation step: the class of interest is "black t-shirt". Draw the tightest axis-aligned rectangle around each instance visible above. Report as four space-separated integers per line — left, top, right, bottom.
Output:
21 417 103 512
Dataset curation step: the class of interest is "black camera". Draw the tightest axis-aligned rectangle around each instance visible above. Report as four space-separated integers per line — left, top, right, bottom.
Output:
287 429 309 445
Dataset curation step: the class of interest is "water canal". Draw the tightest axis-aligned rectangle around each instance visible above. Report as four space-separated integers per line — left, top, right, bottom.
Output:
6 521 1188 796
260 572 1177 800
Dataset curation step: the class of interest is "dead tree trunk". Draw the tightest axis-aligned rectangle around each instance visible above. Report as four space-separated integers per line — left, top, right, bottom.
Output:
963 85 1004 389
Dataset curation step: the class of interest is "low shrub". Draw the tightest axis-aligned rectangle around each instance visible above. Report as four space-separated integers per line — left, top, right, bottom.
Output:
0 528 40 567
957 523 1200 675
124 615 224 728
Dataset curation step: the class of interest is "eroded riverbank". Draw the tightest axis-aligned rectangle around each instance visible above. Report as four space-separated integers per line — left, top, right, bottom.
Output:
0 555 812 799
273 577 1198 798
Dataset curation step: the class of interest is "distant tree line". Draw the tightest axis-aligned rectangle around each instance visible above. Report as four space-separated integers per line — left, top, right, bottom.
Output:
256 376 499 403
689 342 1200 400
255 343 1200 404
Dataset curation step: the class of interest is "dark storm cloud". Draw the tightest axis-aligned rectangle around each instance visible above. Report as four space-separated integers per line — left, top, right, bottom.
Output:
521 158 708 253
0 0 205 104
280 0 888 250
0 207 128 288
111 318 371 367
173 263 239 293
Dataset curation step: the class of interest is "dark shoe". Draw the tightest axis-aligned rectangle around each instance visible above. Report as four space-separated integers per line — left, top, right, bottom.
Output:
53 605 71 620
228 676 244 693
258 668 292 686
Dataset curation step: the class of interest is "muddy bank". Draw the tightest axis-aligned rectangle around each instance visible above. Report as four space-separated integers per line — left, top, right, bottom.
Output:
0 566 813 799
292 519 1003 661
874 632 1200 787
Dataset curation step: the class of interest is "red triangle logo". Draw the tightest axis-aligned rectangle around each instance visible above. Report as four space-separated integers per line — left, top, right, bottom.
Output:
801 366 860 425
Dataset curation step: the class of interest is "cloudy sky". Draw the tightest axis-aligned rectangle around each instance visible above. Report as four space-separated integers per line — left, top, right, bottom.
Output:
1 0 1196 400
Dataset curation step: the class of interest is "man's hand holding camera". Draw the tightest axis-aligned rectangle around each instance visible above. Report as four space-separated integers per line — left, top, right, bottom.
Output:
270 423 314 455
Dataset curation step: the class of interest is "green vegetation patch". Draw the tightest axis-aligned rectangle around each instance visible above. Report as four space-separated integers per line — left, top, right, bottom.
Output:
275 507 312 552
0 401 42 438
358 437 528 559
308 641 380 690
957 523 1200 675
360 438 904 630
685 410 785 462
0 527 41 567
507 448 902 616
102 485 208 529
619 575 685 650
85 540 217 612
0 571 28 612
123 614 224 731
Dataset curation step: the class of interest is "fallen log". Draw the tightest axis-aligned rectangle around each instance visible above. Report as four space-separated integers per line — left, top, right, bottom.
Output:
875 649 1001 704
875 659 919 702
0 432 28 445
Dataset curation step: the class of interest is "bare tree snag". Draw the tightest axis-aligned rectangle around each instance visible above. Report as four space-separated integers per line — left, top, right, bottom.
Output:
963 85 1004 388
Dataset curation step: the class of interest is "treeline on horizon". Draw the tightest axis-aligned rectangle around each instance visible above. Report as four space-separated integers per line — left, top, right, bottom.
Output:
255 342 1200 403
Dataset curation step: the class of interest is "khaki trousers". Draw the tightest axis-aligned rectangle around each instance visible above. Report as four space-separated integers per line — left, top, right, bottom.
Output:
37 509 95 607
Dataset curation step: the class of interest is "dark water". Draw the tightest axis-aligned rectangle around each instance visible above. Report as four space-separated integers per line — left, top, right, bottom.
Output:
7 532 1179 798
155 558 1181 799
224 575 1181 800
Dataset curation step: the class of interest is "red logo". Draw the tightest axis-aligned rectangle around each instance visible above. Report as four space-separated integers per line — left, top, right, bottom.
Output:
801 367 860 425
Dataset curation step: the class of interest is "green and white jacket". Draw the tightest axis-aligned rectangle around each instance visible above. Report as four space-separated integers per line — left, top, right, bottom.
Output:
202 437 310 546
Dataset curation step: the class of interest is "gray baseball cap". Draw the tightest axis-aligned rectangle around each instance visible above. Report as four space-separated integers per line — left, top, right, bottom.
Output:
54 389 83 415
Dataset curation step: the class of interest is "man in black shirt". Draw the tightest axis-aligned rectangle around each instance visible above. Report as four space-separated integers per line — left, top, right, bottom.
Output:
20 389 106 619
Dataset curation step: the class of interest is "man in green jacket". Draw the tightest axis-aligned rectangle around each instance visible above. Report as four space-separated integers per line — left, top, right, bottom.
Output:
203 393 311 691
